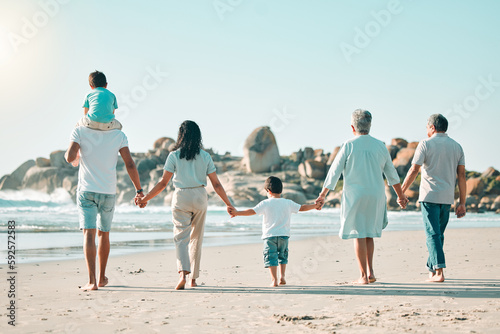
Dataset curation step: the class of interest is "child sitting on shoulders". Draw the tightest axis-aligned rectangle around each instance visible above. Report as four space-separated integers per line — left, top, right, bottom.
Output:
76 70 122 131
72 70 122 167
229 176 320 287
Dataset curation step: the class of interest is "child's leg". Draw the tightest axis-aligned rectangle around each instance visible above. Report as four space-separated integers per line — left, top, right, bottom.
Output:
268 266 278 287
279 264 287 285
277 237 289 285
264 238 279 287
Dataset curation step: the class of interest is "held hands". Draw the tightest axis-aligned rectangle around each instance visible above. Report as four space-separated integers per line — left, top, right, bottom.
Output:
397 195 409 209
315 195 325 210
134 192 147 208
227 206 236 218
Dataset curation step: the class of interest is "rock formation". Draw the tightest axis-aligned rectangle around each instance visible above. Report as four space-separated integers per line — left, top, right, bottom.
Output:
242 126 281 173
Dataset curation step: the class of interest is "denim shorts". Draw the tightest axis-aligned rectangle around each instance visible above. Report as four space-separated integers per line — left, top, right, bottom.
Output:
263 236 289 268
77 191 116 232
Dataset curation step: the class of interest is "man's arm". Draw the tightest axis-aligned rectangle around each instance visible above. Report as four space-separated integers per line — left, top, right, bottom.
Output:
455 165 466 218
65 142 80 164
402 164 421 194
119 147 142 192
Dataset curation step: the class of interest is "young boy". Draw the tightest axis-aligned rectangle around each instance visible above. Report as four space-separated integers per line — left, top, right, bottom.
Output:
76 70 122 131
72 71 122 167
229 176 319 287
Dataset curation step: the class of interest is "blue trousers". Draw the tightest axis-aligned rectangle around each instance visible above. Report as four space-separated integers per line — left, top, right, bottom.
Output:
421 202 451 272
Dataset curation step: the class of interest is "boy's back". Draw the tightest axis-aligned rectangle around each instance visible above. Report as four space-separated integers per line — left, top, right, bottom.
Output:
83 87 118 123
253 198 301 239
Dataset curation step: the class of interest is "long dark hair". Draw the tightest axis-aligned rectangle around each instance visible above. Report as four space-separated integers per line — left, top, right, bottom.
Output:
173 120 202 161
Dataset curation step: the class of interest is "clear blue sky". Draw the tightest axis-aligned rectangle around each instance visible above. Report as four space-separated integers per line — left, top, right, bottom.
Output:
1 0 499 177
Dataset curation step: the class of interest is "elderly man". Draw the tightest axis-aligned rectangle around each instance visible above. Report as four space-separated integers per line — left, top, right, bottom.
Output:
316 109 407 284
402 114 466 282
65 126 143 291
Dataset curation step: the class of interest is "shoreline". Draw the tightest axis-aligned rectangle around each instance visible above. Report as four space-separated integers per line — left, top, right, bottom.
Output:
6 228 500 333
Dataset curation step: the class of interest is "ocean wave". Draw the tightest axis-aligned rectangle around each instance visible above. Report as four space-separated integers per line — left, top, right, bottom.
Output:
0 188 73 207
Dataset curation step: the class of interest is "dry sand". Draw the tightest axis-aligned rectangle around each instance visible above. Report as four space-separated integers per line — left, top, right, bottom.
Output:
2 228 500 333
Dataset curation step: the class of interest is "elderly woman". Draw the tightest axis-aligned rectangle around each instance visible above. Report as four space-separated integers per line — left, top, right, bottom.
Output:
316 109 407 284
137 120 234 289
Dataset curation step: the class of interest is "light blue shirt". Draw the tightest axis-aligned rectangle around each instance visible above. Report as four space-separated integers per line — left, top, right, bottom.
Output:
164 149 216 189
83 87 118 123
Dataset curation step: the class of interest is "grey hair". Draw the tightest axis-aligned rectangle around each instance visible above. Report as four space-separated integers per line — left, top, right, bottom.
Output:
351 109 372 134
427 114 448 132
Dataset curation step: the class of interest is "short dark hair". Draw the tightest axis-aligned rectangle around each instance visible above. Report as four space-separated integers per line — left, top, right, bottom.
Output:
264 176 283 194
428 114 448 132
88 70 107 88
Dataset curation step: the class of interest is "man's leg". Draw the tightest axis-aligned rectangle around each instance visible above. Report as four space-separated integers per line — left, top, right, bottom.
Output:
77 191 99 291
353 238 369 284
366 237 376 282
82 229 98 290
421 202 446 282
97 230 110 287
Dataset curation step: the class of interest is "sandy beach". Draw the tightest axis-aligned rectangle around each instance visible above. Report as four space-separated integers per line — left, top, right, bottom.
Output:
3 227 500 333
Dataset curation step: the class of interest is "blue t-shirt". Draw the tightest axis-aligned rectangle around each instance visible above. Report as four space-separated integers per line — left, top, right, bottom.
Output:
82 87 118 123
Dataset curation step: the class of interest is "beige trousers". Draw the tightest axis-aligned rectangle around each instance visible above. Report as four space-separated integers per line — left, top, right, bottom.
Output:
171 187 208 279
76 116 123 130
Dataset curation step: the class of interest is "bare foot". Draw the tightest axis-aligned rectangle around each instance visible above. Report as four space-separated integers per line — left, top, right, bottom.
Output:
369 276 376 283
176 278 186 290
351 278 369 285
79 283 98 291
190 279 197 287
270 281 278 287
98 276 108 287
427 270 444 282
426 274 445 282
279 278 286 285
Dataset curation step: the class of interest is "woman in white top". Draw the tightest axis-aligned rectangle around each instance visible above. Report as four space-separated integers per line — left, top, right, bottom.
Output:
315 109 407 284
137 120 234 289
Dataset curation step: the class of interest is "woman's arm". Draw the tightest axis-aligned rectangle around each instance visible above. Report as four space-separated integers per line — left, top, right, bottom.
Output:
139 170 173 203
207 172 233 207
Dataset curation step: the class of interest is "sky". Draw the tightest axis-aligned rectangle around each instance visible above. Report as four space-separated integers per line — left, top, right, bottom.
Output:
1 0 499 177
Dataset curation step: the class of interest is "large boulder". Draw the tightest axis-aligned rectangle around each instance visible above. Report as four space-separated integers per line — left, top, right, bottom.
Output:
303 147 315 160
466 177 485 196
282 189 307 205
154 137 176 150
50 150 74 169
392 148 415 176
407 141 419 149
242 126 280 173
0 160 36 190
326 146 341 165
391 138 408 148
298 160 326 179
22 166 76 193
481 167 500 178
36 157 51 167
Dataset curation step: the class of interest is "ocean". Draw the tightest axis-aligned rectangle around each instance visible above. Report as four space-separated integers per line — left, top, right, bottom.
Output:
1 189 500 264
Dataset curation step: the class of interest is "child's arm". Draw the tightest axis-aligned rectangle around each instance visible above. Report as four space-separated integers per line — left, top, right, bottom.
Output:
228 208 256 218
299 203 320 212
83 107 89 115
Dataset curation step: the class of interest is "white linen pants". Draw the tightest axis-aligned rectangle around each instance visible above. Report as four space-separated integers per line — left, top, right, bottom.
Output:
171 186 208 279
